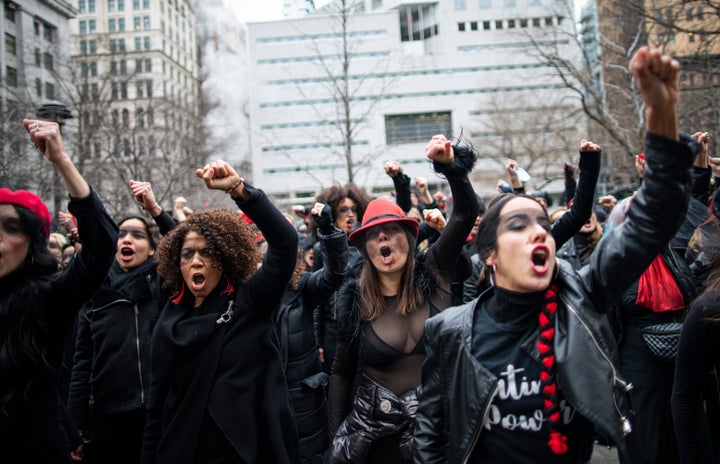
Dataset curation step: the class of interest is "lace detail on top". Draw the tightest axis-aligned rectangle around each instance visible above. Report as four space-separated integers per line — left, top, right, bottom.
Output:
359 296 438 395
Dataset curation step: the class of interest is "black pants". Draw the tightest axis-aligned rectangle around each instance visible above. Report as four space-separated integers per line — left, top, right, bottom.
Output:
84 410 145 464
619 311 680 464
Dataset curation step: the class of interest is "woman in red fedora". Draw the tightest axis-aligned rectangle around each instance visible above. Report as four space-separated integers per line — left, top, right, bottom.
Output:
327 134 480 463
0 119 117 463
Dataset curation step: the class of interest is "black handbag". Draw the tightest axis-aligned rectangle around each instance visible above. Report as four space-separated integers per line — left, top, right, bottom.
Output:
640 322 683 362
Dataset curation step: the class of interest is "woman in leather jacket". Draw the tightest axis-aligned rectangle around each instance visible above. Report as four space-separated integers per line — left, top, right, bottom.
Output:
414 47 697 463
68 215 163 464
328 135 480 463
0 119 117 463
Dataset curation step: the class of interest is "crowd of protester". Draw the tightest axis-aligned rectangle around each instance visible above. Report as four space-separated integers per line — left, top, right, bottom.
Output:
1 46 719 464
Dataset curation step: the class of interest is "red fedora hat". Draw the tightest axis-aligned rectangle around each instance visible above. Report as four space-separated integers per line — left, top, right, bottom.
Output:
348 199 419 246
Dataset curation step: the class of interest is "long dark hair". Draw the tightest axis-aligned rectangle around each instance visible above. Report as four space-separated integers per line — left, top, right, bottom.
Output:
0 206 60 422
356 226 419 321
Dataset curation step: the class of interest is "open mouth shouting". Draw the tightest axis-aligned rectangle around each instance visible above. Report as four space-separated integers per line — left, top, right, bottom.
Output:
119 246 135 262
531 245 550 275
191 272 207 291
380 246 392 265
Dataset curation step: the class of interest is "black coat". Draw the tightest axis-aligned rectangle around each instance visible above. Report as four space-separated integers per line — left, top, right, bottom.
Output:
68 259 163 429
141 187 300 464
0 191 118 463
276 226 348 463
414 132 697 463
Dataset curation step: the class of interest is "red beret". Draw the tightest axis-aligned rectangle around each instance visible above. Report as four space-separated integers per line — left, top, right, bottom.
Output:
0 188 51 239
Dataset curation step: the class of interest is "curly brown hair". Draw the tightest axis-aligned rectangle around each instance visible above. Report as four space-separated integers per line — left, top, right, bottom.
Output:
309 183 372 236
156 209 261 291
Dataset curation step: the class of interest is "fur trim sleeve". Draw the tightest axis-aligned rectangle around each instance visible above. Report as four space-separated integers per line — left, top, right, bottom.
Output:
433 144 478 178
336 279 361 344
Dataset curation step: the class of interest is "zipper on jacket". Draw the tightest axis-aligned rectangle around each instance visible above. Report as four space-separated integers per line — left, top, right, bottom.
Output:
462 382 500 464
558 295 633 434
133 304 145 405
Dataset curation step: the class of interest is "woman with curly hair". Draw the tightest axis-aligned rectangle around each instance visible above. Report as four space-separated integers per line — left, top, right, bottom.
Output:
327 133 480 463
141 160 299 464
0 119 117 463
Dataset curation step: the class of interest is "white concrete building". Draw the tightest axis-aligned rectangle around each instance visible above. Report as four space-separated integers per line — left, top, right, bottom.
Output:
246 0 585 206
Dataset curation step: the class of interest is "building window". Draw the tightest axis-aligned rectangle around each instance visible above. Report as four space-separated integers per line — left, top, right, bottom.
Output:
46 82 55 99
507 19 515 28
118 18 125 31
505 0 515 6
143 16 150 30
520 18 528 27
143 0 149 7
529 0 540 4
146 79 152 96
399 4 439 42
88 20 96 34
137 80 144 98
79 40 87 54
143 36 150 49
455 0 466 10
79 0 86 13
483 20 491 29
89 0 95 12
80 20 87 34
90 61 97 76
478 0 491 7
90 39 97 53
135 58 142 72
108 0 115 11
5 33 16 56
697 7 703 20
144 58 152 72
532 17 541 26
110 60 117 75
685 8 692 21
470 21 478 30
44 23 56 41
109 18 116 31
34 20 41 35
458 22 466 31
118 38 126 51
121 82 128 99
81 62 89 77
35 78 42 96
135 37 141 50
118 0 124 10
4 1 15 21
385 112 452 145
43 52 54 70
689 33 695 42
133 0 139 8
545 16 553 26
495 19 503 29
119 59 126 74
134 16 141 30
5 66 17 86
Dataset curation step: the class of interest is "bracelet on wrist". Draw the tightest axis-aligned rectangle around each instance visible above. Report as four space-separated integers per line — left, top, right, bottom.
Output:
227 179 243 195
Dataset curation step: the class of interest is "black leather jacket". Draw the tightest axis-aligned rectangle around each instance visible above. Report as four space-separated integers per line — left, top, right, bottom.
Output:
414 133 697 464
68 261 163 429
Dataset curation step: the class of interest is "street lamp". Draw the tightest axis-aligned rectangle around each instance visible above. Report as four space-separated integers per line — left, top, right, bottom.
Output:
37 101 73 220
